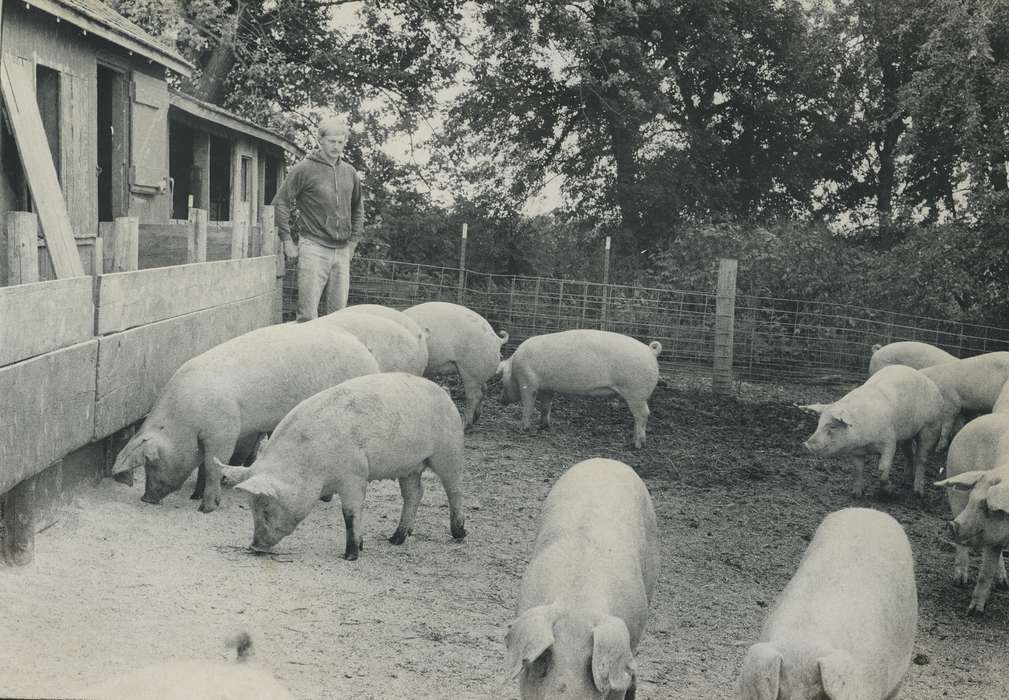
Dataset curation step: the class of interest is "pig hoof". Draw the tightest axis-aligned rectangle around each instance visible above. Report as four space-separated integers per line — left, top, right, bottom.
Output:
388 529 411 545
198 498 220 514
451 523 467 540
966 602 986 617
320 494 334 503
343 550 359 561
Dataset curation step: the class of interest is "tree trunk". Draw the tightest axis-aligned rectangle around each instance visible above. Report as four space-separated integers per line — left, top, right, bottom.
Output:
605 116 643 252
187 6 246 104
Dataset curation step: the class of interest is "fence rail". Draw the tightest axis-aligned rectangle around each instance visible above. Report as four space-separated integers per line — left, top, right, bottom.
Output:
282 256 1009 387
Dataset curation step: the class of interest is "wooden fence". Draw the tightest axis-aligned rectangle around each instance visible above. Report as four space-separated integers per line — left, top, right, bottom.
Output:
0 208 284 565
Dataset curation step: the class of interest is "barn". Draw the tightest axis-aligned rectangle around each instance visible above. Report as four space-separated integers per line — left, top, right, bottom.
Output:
0 0 297 564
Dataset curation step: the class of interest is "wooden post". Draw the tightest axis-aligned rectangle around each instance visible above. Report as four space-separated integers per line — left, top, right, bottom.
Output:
5 212 39 284
457 223 468 304
713 257 738 395
187 208 208 263
231 222 248 260
508 276 516 325
1 477 36 566
600 236 611 331
109 216 138 272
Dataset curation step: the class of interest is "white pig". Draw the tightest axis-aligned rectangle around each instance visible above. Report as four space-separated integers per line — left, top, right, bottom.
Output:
319 309 427 375
506 458 658 700
79 632 293 699
498 329 661 448
992 380 1009 413
110 321 379 512
868 341 956 376
219 372 466 560
403 301 508 429
934 413 1009 614
336 303 429 369
737 508 917 700
801 364 953 497
920 351 1009 442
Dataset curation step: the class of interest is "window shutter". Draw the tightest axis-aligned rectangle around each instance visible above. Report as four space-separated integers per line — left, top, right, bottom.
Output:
129 72 167 190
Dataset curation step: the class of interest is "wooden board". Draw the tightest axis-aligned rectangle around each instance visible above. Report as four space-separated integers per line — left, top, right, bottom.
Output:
136 222 233 269
0 276 93 367
0 339 98 494
0 55 85 278
95 256 275 334
37 237 101 280
93 292 274 439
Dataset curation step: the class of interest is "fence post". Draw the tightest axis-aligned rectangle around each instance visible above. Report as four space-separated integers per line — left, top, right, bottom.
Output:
601 236 611 331
187 208 208 263
508 276 516 325
713 257 738 394
110 216 139 272
457 223 468 304
231 221 248 260
532 276 541 331
5 212 39 284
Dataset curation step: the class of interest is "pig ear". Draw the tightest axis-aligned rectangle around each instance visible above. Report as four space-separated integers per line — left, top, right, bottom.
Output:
504 603 558 680
234 473 282 500
591 616 636 695
110 434 158 475
797 403 827 415
935 471 987 491
818 650 867 700
221 465 254 489
986 481 1009 514
737 642 782 700
831 406 853 427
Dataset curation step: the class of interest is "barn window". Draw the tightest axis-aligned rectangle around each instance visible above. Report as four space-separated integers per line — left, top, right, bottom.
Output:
240 155 252 203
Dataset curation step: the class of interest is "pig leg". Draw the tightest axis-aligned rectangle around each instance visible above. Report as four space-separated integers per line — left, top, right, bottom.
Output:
968 545 1003 615
190 464 207 501
538 391 555 429
197 429 240 513
998 552 1009 591
519 384 538 432
912 425 941 497
431 451 467 540
626 398 650 449
875 441 897 495
340 478 368 561
850 454 867 497
389 472 423 545
459 369 484 430
953 545 971 587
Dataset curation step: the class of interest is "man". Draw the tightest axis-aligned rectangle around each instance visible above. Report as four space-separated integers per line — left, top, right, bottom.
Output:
272 115 364 321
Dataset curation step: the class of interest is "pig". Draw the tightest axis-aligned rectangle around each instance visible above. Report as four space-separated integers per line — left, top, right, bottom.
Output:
335 303 430 369
934 413 1009 614
737 508 917 700
868 340 957 376
403 301 508 429
110 321 380 513
79 632 294 699
801 364 955 497
505 458 658 700
992 379 1009 413
318 309 427 375
498 329 661 449
218 372 466 560
920 351 1009 441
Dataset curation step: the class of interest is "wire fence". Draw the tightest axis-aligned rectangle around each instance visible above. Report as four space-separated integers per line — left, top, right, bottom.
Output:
282 257 1009 388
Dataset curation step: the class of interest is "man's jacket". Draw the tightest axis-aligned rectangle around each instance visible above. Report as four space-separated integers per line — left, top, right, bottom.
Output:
272 149 364 247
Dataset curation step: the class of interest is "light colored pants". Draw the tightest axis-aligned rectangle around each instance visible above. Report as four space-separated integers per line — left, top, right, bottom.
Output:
296 238 356 321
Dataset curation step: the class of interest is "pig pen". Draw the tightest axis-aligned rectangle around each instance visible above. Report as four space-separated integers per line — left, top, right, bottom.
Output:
2 375 1008 699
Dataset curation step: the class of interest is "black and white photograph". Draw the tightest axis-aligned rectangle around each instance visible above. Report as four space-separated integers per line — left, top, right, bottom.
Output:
2 0 1009 698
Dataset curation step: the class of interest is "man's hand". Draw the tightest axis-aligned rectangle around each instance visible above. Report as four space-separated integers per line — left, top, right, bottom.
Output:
283 239 299 260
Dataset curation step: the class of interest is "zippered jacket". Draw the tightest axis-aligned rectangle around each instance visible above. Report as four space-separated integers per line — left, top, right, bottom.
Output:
272 149 364 247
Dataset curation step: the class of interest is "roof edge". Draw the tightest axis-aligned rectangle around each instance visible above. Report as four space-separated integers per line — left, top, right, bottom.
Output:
168 91 305 157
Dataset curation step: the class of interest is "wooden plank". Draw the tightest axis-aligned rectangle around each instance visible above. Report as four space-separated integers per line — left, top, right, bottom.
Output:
109 217 139 272
130 72 169 190
0 55 84 278
94 293 275 439
5 211 38 284
0 339 98 494
0 276 94 367
187 208 207 263
95 256 276 334
61 70 98 239
37 237 100 281
231 221 248 259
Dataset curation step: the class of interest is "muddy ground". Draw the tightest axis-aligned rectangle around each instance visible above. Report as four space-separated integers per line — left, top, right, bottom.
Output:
1 373 1008 699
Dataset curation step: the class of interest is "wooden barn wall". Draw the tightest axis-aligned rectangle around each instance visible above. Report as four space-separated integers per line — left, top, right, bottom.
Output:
1 2 98 238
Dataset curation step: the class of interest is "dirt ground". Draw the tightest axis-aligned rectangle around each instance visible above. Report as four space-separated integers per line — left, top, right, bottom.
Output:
2 373 1009 699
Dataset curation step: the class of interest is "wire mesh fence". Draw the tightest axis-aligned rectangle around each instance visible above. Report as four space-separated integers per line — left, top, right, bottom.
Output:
282 256 1009 388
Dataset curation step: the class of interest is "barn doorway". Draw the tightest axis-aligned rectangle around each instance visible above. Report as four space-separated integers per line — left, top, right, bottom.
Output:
96 64 129 222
